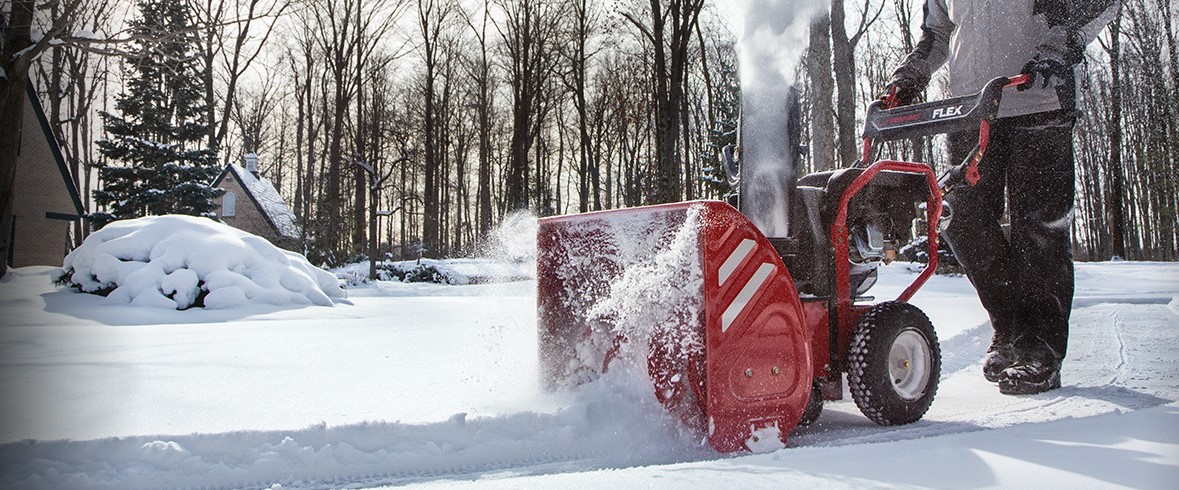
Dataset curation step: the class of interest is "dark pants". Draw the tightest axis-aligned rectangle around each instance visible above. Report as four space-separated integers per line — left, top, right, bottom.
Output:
943 110 1076 362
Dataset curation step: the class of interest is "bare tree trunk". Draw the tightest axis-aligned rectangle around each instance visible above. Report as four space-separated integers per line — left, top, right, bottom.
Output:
830 0 883 168
622 0 704 204
463 6 495 234
807 12 836 171
418 0 451 256
1158 0 1179 105
829 0 855 167
352 0 367 255
499 0 557 212
191 0 289 153
1105 9 1127 259
560 0 603 212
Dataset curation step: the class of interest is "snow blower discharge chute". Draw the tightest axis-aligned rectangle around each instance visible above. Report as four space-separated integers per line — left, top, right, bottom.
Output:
537 75 1030 452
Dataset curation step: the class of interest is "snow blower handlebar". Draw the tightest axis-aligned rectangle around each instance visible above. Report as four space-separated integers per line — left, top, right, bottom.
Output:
860 75 1031 193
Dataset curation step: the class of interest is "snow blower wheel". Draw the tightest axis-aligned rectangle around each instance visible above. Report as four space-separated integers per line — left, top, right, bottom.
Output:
797 383 824 428
847 301 941 426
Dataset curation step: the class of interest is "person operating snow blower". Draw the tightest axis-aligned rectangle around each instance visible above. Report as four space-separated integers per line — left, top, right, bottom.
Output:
883 0 1119 395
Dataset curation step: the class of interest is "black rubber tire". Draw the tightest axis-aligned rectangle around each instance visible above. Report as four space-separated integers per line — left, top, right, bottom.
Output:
847 301 941 426
796 383 824 428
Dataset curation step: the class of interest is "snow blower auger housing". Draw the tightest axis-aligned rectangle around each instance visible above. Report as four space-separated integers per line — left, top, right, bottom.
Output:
537 75 1028 453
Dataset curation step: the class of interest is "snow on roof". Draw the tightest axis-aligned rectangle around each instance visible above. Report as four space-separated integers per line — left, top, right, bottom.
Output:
225 164 301 239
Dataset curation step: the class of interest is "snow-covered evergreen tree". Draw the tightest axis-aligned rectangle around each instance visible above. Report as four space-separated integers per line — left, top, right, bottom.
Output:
91 0 221 229
703 60 740 199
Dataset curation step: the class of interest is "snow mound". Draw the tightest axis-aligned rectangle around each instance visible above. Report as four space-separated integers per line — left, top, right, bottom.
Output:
56 215 344 309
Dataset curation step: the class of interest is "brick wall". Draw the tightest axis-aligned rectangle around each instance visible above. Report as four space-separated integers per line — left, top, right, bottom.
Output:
10 100 78 267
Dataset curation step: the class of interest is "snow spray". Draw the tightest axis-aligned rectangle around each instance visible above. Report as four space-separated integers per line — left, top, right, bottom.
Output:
735 0 826 238
585 205 705 372
480 210 539 279
574 206 708 444
538 205 706 388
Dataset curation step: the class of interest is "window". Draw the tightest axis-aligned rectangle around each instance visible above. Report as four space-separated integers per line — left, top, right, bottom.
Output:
222 191 236 217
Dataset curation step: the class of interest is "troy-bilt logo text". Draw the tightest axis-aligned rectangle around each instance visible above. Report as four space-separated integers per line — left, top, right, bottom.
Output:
932 105 964 119
883 113 924 126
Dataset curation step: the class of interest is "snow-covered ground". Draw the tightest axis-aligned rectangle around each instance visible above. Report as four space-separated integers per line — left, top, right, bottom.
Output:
1 257 1177 488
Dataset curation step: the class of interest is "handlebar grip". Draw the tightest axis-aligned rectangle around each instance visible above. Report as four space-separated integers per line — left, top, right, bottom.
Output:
1005 74 1031 88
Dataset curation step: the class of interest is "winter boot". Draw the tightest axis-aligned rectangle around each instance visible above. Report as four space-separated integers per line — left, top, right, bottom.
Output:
982 332 1015 383
998 357 1061 395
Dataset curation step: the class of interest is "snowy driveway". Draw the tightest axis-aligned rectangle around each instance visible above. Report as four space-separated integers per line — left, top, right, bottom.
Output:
1 262 1177 488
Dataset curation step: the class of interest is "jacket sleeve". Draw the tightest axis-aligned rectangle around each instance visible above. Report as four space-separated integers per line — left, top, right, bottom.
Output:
1071 0 1120 46
1034 0 1120 57
904 0 954 73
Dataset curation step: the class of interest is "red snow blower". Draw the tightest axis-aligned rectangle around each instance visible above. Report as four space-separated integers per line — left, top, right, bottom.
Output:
537 75 1030 453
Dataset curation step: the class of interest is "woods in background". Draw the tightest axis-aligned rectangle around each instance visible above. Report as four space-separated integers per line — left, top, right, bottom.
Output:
10 0 1177 268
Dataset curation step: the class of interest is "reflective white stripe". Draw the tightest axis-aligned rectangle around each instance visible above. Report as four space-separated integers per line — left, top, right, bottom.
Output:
721 262 773 333
718 239 756 287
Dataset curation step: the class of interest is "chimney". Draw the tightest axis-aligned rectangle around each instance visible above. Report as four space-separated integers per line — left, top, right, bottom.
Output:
244 152 259 177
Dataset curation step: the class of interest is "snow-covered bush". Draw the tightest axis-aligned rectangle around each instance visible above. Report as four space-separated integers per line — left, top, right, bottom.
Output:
55 215 345 309
377 262 455 284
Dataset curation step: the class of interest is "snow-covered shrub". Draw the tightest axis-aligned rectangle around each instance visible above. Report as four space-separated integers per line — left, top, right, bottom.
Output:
337 269 370 288
55 215 345 309
376 262 456 284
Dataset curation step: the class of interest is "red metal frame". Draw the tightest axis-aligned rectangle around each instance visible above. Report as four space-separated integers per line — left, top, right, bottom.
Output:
1006 74 1031 88
825 160 943 377
959 74 1028 186
832 161 943 304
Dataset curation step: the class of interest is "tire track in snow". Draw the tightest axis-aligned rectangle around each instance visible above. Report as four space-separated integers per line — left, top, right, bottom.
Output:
935 320 993 377
1109 306 1129 385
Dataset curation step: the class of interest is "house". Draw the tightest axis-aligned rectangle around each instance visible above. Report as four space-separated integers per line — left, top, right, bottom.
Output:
211 153 301 251
7 84 86 268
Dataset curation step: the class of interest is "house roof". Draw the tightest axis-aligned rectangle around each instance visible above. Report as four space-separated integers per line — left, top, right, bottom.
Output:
212 164 301 239
26 83 85 218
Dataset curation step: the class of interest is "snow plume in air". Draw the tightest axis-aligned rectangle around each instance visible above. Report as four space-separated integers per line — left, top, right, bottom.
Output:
480 210 539 278
535 205 708 442
734 0 825 238
539 204 706 395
